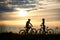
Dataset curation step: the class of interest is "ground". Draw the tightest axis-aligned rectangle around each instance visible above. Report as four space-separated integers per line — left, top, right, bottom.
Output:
0 32 60 40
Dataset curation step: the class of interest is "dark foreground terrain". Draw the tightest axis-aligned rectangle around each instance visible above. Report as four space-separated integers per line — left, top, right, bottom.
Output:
0 32 60 40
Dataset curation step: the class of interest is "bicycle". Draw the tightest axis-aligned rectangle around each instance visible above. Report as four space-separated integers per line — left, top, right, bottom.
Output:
37 26 54 35
19 26 37 35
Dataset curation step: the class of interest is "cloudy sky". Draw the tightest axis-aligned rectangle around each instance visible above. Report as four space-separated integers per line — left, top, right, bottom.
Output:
0 0 60 28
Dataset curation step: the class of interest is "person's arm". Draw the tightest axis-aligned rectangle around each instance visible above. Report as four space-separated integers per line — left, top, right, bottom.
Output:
30 23 33 27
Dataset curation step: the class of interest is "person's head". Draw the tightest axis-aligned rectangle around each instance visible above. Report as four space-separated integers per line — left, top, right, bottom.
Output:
28 19 31 21
42 18 45 21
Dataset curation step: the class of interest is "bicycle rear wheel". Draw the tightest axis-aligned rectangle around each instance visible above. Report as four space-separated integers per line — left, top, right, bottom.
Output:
19 30 26 35
37 29 43 34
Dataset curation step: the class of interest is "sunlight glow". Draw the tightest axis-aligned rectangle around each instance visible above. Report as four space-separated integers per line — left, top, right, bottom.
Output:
18 10 27 17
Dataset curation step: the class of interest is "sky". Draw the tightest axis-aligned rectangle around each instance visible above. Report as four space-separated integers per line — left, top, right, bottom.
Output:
0 0 60 28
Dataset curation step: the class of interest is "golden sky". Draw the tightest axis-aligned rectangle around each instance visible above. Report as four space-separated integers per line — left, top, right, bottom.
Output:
0 0 60 28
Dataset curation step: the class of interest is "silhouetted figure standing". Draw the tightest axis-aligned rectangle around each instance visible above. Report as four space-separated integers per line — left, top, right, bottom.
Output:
40 18 46 34
26 19 33 34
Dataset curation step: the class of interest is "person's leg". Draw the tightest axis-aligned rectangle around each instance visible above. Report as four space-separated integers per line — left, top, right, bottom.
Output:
28 27 31 33
26 27 31 34
43 26 45 34
26 28 28 34
42 28 45 34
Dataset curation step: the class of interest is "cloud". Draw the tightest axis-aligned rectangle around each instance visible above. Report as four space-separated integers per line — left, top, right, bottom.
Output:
41 8 60 21
0 0 60 22
8 0 37 8
55 0 60 3
0 5 14 12
29 7 60 22
0 0 5 2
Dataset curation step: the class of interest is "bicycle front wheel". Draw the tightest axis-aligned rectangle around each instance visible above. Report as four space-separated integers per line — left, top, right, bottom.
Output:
47 29 54 34
30 28 37 34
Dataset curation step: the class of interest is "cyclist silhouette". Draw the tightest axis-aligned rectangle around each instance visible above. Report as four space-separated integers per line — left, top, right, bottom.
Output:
25 19 33 34
40 18 46 34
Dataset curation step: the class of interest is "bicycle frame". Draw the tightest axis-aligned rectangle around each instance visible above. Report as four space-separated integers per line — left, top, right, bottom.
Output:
19 27 37 35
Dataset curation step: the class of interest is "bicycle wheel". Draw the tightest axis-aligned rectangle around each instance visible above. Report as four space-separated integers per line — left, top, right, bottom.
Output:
19 30 26 35
37 29 42 34
47 29 54 34
30 28 37 34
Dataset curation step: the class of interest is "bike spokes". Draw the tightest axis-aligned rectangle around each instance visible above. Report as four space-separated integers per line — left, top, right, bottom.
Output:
19 30 26 35
47 29 54 34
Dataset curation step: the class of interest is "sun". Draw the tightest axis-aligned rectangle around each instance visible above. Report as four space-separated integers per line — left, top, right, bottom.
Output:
18 10 27 17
